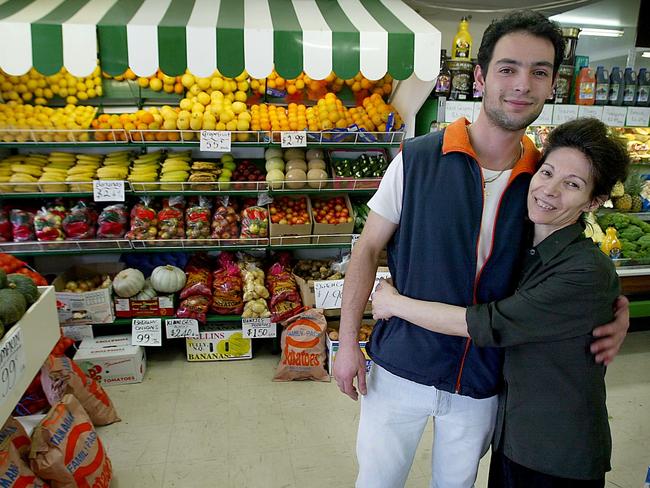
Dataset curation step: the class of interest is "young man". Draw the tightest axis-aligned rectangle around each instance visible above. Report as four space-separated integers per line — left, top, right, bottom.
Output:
334 10 630 488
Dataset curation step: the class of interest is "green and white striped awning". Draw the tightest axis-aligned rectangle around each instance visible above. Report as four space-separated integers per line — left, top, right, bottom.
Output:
0 0 441 81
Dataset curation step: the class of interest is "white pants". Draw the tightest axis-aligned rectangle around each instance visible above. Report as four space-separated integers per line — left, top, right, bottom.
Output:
356 364 498 488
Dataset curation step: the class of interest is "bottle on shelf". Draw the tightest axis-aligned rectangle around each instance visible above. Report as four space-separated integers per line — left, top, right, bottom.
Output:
636 68 649 107
608 67 624 106
594 66 609 106
452 17 472 60
432 49 452 99
623 67 638 106
575 67 595 105
600 227 621 259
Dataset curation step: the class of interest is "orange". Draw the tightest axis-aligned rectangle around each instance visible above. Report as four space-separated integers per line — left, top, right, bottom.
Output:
141 112 154 124
174 82 184 94
168 131 180 141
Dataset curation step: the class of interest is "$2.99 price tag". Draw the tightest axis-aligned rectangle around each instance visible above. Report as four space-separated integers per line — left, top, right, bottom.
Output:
314 279 345 309
132 318 162 346
281 131 307 148
200 130 231 152
0 326 26 408
242 318 276 339
165 319 199 339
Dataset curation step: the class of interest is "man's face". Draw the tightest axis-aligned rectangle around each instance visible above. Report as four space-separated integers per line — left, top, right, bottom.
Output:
476 31 556 131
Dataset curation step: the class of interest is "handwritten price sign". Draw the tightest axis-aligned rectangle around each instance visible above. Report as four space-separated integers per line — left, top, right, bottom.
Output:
314 279 345 309
242 318 276 338
601 106 627 127
93 180 125 202
200 130 231 152
281 131 307 148
165 319 199 339
0 326 26 408
132 318 162 346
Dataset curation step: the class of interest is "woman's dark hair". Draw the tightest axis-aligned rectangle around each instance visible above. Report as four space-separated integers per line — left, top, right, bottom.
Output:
540 118 630 198
477 10 565 77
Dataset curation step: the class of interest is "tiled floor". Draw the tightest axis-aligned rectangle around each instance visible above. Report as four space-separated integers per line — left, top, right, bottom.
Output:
97 331 650 488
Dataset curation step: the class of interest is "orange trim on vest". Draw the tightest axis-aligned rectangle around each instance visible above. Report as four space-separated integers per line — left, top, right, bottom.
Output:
441 117 540 181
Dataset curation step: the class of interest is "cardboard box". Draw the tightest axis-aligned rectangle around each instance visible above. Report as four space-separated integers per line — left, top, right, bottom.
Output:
113 294 175 318
74 334 146 386
53 264 122 325
329 149 387 190
326 319 374 375
186 325 252 362
269 195 313 246
310 194 355 244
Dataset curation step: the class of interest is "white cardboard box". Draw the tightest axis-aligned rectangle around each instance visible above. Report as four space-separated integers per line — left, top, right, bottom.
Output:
53 264 122 325
186 326 252 362
74 335 146 385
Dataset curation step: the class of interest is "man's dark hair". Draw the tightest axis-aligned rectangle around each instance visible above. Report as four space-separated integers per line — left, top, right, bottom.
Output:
477 10 565 77
541 118 630 198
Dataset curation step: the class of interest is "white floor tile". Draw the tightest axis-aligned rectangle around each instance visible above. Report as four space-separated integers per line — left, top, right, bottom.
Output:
110 463 166 488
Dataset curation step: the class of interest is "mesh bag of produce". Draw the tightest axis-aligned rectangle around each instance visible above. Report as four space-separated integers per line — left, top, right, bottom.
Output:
210 197 239 240
0 208 13 241
185 197 211 239
273 308 329 382
10 209 35 242
211 262 244 315
125 198 157 240
62 201 97 240
157 197 185 239
179 255 212 300
97 204 128 239
30 394 112 488
34 207 65 242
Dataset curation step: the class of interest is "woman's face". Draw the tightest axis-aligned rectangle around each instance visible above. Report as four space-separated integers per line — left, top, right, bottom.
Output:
528 147 599 232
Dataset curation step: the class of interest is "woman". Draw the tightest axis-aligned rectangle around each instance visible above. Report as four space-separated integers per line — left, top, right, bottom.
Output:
371 118 629 487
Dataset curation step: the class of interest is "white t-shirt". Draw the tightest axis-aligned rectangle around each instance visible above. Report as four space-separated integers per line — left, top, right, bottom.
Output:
367 153 512 276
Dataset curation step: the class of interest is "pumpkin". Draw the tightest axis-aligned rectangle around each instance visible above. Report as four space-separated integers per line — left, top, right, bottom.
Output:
134 279 157 300
150 265 186 293
0 288 27 326
0 269 7 288
112 268 145 298
7 274 39 306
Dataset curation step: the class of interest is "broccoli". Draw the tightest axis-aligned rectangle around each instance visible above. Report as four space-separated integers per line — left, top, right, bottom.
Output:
597 213 615 229
621 241 638 253
640 222 650 234
637 234 650 249
620 225 644 242
624 250 641 260
611 213 631 230
628 215 646 228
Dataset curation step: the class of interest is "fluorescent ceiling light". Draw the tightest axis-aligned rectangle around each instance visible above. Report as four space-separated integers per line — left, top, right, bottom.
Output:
643 52 650 58
549 15 621 28
579 28 624 37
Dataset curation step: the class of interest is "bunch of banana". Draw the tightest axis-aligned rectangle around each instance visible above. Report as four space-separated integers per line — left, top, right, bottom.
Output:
159 150 192 190
129 150 163 191
0 156 16 191
96 150 132 182
10 154 48 192
39 152 77 192
67 152 103 191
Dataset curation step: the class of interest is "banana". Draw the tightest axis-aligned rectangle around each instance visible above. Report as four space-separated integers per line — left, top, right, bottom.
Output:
11 164 43 177
66 175 95 182
160 170 189 181
49 151 77 158
10 173 38 182
68 167 98 176
102 160 131 167
161 164 190 174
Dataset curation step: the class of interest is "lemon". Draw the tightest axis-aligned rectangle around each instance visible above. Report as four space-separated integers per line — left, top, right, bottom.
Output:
231 101 246 115
197 91 211 106
234 90 247 103
191 102 205 114
138 77 150 88
226 120 238 131
196 77 211 90
149 78 163 91
211 77 224 91
179 98 192 111
236 119 250 131
181 73 195 88
216 121 226 131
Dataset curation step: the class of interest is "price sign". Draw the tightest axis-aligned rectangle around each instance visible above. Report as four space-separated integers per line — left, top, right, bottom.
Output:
370 271 392 298
444 101 474 123
165 319 199 339
132 318 162 346
281 131 307 148
0 326 26 408
314 279 345 309
552 104 579 125
626 107 650 127
602 106 627 127
532 104 554 126
200 130 231 152
61 324 93 342
350 234 360 250
93 180 125 202
577 105 603 120
242 318 276 338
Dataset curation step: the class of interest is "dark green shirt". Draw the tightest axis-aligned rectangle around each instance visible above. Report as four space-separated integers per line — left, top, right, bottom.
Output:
466 223 620 480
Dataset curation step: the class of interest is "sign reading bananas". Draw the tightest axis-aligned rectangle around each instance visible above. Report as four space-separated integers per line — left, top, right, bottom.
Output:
93 180 125 202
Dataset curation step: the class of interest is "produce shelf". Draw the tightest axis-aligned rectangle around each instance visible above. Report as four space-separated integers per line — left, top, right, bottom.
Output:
128 130 271 146
0 128 129 145
269 130 405 146
108 315 243 326
129 181 267 194
0 239 132 255
129 238 270 252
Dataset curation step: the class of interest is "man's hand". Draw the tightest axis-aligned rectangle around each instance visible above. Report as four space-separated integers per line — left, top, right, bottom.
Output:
372 278 398 321
333 344 368 401
591 295 629 365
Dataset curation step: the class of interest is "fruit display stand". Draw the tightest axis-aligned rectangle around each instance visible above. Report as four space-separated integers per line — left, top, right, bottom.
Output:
0 286 60 424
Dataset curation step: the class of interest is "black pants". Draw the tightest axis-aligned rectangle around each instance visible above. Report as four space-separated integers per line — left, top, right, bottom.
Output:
487 449 605 488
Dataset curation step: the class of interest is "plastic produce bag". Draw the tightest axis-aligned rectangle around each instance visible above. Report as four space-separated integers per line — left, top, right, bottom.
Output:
62 201 97 240
211 262 244 315
185 197 211 239
179 255 212 299
157 197 185 239
97 204 128 239
34 207 65 242
125 197 157 240
10 208 35 242
211 196 239 240
177 295 210 322
240 206 268 239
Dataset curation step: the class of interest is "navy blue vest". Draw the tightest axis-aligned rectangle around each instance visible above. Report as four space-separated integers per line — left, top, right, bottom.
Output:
366 130 533 398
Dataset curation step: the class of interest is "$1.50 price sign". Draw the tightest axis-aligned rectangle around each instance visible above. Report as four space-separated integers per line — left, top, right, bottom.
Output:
314 279 345 309
0 326 26 409
93 180 125 202
242 318 276 338
200 130 231 152
281 131 307 148
165 319 199 339
132 318 162 346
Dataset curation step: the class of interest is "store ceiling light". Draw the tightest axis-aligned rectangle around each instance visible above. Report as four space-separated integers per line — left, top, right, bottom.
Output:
579 28 624 37
643 52 650 58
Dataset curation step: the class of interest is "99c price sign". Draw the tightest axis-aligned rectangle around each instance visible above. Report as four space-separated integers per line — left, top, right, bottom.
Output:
132 319 162 346
0 326 26 408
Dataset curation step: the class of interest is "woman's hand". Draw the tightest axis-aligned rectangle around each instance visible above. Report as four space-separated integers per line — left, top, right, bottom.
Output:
372 278 399 320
